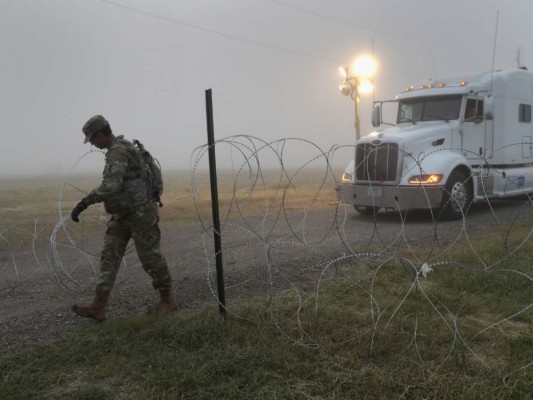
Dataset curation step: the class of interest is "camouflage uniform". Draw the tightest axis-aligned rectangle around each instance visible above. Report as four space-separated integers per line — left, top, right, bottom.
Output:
82 135 172 294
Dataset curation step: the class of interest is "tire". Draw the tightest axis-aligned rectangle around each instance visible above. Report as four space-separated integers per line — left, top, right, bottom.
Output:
439 170 473 220
354 205 381 216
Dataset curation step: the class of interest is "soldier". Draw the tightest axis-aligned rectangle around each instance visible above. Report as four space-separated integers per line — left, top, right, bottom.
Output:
70 115 176 321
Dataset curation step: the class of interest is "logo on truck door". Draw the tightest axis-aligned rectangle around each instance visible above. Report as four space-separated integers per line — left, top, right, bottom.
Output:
507 176 525 187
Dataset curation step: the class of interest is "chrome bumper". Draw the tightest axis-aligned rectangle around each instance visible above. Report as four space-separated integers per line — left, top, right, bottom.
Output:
336 183 444 210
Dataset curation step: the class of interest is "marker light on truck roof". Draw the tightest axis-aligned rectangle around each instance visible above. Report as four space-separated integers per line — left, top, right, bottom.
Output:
406 81 465 91
408 174 443 184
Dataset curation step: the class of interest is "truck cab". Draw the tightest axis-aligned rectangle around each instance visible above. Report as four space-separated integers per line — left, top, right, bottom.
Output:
338 69 533 219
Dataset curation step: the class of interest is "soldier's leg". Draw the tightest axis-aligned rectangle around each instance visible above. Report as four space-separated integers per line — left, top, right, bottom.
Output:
95 219 131 294
133 221 176 312
72 219 130 320
133 222 172 290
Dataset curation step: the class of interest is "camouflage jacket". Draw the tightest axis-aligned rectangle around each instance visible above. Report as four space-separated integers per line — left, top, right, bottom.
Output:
83 135 154 217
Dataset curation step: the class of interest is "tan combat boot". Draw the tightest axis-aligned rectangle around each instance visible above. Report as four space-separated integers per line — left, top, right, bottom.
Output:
152 288 177 314
71 292 109 322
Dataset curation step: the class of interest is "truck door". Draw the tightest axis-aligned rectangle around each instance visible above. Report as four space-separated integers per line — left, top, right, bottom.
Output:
523 136 533 158
461 98 488 162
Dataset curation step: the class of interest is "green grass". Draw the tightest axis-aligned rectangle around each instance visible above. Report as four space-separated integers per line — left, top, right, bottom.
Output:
1 247 531 399
1 309 530 399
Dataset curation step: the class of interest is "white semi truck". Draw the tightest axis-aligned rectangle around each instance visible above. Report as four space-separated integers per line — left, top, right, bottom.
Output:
338 68 533 219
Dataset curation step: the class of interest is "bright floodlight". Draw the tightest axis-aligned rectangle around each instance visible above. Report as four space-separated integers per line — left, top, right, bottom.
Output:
357 78 374 94
339 66 347 78
352 55 376 78
339 81 351 96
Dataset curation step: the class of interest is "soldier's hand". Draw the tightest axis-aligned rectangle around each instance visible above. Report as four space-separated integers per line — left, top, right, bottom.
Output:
71 201 88 223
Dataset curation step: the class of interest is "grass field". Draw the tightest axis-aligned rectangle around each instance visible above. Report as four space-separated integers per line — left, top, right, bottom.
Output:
0 171 531 399
0 240 531 399
0 169 340 227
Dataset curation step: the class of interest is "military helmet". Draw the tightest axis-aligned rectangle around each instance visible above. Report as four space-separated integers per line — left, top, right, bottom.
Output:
82 115 110 143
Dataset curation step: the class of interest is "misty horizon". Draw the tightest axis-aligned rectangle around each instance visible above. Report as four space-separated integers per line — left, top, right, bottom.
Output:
2 0 532 178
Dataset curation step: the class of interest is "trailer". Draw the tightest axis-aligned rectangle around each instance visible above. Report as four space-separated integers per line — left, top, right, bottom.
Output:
337 68 533 219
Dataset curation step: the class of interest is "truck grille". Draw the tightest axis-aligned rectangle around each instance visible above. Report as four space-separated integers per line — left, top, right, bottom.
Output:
355 142 399 182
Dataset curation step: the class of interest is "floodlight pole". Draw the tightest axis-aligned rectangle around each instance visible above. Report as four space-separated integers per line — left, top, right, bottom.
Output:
205 88 226 316
340 56 376 141
353 84 361 141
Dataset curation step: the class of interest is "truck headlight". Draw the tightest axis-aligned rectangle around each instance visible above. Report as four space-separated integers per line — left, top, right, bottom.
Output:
341 173 352 183
408 174 443 184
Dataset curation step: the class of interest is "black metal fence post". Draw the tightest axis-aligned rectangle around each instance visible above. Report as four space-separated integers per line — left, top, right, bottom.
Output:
205 89 226 315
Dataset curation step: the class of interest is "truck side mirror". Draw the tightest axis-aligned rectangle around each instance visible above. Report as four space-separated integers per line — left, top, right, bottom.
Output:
372 106 381 127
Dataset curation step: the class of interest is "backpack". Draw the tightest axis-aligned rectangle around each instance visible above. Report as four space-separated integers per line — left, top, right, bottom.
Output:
133 139 164 207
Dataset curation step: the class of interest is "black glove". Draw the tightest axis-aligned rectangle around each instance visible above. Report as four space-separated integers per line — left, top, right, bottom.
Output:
71 201 88 223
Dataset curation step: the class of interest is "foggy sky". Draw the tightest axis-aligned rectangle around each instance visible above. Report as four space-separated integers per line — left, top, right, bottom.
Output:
1 0 532 177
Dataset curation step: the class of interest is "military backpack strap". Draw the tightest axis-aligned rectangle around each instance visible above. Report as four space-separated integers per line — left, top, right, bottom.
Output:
133 139 164 207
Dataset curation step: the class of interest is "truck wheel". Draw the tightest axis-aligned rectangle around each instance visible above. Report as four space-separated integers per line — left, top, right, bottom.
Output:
354 205 381 216
439 171 473 220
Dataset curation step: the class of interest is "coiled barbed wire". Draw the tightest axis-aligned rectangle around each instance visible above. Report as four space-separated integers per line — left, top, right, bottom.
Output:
0 136 530 383
191 136 532 380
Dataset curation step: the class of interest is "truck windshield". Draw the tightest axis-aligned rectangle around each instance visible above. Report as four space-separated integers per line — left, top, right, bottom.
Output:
397 95 462 123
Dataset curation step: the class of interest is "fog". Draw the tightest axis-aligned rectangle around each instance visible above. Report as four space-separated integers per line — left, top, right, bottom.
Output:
1 0 532 177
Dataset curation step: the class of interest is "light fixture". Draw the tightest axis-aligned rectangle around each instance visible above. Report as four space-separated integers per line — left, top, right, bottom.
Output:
341 173 353 183
408 174 443 184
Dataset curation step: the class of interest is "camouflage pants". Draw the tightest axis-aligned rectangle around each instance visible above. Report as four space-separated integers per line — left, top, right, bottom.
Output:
95 206 172 294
